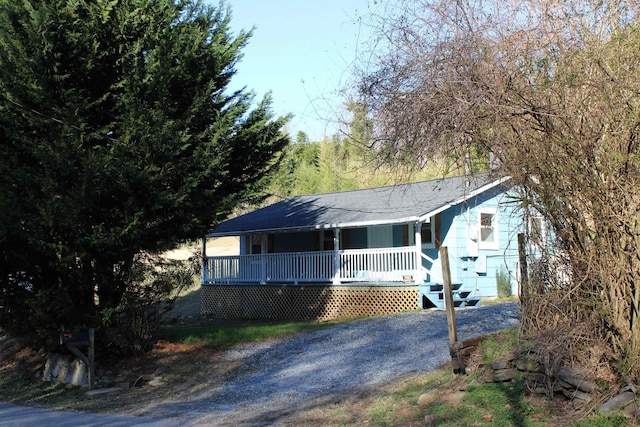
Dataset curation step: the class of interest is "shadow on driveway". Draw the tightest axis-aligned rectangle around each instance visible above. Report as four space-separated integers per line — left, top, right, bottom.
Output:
0 401 182 426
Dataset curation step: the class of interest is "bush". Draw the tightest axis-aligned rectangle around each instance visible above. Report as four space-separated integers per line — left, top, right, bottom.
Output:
496 268 511 298
102 252 200 355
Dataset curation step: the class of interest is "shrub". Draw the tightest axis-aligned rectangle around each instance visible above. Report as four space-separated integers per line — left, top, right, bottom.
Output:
102 252 200 355
496 268 511 298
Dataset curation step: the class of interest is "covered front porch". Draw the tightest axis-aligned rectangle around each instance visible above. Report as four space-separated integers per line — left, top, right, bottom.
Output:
202 245 438 285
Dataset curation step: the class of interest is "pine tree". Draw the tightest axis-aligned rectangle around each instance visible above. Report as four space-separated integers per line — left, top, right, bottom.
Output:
0 0 289 348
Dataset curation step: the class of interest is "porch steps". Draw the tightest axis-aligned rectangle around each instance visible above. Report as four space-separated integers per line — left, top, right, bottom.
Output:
418 283 480 310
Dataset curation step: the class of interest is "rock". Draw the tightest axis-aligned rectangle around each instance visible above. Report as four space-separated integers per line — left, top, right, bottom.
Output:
492 360 509 370
492 368 518 382
70 359 87 386
555 378 575 391
418 391 438 407
561 388 591 403
531 386 548 395
424 414 436 426
148 378 165 387
556 367 596 393
114 374 128 383
85 387 121 396
621 400 638 419
42 354 87 386
522 372 547 384
515 358 543 373
43 354 65 382
599 391 637 414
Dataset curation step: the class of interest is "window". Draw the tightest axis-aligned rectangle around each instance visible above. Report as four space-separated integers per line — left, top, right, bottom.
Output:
479 209 498 250
420 221 434 247
419 214 440 248
250 235 262 254
323 230 335 250
248 234 273 254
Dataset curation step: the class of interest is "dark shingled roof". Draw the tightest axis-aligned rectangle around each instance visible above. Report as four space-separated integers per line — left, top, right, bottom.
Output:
208 174 507 236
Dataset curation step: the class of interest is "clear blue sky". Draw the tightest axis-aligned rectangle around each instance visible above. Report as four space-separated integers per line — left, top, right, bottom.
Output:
220 1 374 141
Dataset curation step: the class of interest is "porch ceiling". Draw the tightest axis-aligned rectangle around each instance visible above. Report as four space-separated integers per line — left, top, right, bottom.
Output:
208 174 507 237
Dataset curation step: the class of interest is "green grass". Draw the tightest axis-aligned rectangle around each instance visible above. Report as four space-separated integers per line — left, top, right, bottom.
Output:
159 319 341 350
478 326 520 364
570 414 632 427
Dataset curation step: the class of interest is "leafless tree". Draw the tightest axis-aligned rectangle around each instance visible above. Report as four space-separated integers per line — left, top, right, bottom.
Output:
355 0 640 383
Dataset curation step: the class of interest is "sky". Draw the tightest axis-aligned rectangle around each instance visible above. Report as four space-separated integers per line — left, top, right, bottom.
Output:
219 0 375 142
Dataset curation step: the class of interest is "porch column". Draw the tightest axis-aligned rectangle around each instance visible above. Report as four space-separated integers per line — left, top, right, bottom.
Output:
201 237 207 284
415 222 424 284
260 234 267 284
332 228 341 284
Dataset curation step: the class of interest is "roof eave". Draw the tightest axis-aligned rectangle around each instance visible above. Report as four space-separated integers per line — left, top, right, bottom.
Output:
207 216 425 237
417 176 511 222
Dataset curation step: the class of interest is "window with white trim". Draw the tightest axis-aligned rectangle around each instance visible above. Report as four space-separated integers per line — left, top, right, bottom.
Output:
479 209 499 250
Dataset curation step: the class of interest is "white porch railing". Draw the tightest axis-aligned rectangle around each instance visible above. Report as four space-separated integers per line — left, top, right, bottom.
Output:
202 246 427 284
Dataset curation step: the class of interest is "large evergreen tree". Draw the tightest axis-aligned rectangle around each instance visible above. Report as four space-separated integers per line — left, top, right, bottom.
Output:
0 0 289 347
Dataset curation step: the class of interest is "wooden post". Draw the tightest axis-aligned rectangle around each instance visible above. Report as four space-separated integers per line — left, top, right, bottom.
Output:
332 228 341 284
61 329 95 389
440 246 464 373
201 237 207 284
440 246 457 344
517 233 528 306
88 328 95 389
260 234 267 284
414 222 424 284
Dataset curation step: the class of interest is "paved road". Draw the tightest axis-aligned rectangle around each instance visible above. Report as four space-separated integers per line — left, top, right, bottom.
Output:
0 401 181 426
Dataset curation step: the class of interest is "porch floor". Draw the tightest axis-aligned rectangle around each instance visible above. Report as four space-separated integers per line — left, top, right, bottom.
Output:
201 281 420 287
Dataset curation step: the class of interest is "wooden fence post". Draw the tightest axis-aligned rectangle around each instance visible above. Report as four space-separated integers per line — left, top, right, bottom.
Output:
440 246 464 374
517 233 528 306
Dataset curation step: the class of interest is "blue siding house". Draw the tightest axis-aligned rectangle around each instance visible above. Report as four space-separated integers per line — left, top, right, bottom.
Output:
202 174 527 320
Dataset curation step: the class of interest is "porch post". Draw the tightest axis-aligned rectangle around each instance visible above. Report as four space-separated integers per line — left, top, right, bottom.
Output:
201 237 207 284
415 222 424 284
260 234 267 284
332 228 341 284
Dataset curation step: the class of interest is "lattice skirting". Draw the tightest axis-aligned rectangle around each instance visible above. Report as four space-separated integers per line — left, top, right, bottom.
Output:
201 284 420 321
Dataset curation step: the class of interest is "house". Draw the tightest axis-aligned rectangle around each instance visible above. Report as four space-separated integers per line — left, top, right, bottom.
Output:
201 174 528 320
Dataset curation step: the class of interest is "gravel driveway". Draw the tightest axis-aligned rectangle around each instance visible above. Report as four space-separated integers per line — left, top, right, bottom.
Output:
146 302 519 426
